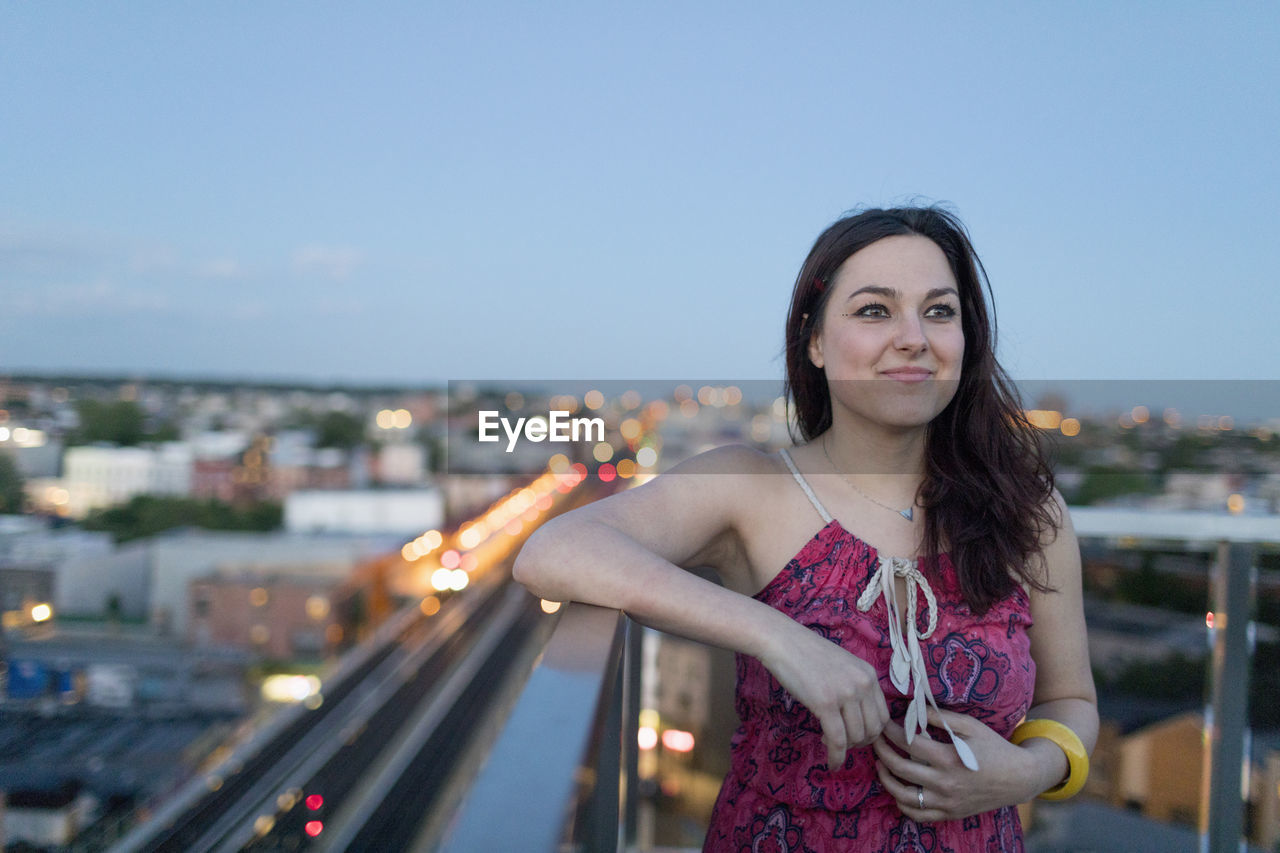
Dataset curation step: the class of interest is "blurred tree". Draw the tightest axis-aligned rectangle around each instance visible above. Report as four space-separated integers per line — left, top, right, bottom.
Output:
150 420 181 442
417 429 444 473
0 453 25 513
280 408 319 430
70 400 146 445
1164 433 1215 470
1074 466 1158 505
316 411 365 449
81 495 282 542
1100 652 1205 700
1251 642 1280 728
1 394 32 416
1113 555 1207 614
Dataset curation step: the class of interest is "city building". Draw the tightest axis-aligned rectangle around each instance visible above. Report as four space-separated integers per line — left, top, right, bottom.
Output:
283 488 444 536
189 568 344 659
140 529 393 639
0 781 97 849
61 444 193 517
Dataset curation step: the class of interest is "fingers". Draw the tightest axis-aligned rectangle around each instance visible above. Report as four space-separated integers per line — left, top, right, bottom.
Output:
881 718 953 767
824 676 890 766
874 757 947 823
816 709 849 770
874 687 891 731
872 736 938 787
824 697 893 768
924 706 967 733
821 703 881 769
840 704 866 751
865 686 891 741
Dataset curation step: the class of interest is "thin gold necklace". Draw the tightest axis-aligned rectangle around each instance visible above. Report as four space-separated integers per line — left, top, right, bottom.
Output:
821 435 917 522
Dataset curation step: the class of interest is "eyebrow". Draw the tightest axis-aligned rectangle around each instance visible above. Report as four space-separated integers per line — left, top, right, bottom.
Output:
845 285 959 301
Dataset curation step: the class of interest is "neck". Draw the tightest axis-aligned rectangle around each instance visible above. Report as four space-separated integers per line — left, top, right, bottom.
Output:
821 413 928 479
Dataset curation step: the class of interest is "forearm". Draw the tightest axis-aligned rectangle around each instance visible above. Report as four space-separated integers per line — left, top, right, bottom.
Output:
513 516 793 661
1017 697 1099 798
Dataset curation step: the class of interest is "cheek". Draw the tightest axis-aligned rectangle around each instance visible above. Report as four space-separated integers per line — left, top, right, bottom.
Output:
939 327 966 363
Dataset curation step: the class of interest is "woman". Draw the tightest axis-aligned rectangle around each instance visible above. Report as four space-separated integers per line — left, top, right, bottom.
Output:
513 205 1097 852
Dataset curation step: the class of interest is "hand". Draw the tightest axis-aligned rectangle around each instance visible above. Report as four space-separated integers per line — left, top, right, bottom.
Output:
872 708 1041 821
759 620 890 770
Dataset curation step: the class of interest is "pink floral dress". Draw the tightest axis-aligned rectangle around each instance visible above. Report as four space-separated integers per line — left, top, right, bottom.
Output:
703 450 1035 852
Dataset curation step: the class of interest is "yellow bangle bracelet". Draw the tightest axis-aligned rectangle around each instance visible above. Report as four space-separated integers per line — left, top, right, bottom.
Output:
1010 719 1089 801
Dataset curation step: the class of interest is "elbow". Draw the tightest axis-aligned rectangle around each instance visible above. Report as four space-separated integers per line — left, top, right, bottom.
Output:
512 525 556 599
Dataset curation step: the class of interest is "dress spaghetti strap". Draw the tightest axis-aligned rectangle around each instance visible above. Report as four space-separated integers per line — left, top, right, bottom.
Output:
778 448 833 524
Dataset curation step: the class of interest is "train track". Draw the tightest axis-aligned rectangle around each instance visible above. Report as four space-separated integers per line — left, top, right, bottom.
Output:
110 571 541 853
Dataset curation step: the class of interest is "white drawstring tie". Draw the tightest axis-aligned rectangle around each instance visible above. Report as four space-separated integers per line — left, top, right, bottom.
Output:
857 556 980 771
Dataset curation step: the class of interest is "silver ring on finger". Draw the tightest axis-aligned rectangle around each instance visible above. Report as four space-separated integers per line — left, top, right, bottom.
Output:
917 786 925 809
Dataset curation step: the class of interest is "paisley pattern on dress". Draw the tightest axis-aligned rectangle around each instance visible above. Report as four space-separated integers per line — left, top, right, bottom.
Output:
702 519 1035 852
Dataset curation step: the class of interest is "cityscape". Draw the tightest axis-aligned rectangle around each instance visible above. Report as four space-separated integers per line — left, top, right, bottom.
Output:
0 372 1276 851
3 3 1276 851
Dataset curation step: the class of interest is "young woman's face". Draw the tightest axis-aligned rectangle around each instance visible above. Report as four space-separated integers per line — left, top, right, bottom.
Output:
808 234 965 432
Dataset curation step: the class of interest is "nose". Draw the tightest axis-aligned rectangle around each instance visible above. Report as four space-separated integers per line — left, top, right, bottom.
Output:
893 314 929 353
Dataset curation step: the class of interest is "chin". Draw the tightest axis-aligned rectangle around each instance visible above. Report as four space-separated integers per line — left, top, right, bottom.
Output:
867 391 955 427
882 409 946 431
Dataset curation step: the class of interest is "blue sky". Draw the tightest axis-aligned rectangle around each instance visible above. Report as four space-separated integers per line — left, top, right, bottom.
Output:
2 3 1277 388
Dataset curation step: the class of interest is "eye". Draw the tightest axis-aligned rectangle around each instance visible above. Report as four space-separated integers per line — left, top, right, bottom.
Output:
843 302 890 318
924 303 958 319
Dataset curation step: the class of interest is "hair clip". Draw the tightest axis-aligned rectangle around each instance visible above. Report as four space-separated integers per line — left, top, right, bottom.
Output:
813 275 825 293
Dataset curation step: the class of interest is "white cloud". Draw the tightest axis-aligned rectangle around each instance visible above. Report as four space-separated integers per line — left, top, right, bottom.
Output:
195 257 245 279
292 244 363 280
129 245 180 275
4 277 172 317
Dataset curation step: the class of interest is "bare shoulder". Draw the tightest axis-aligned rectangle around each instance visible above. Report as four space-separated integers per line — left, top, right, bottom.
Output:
664 442 782 476
1025 487 1082 597
613 443 782 524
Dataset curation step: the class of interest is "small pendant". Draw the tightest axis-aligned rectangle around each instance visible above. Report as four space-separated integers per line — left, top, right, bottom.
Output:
899 507 914 521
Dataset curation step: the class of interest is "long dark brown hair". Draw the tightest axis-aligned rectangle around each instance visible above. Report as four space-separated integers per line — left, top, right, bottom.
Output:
784 205 1058 612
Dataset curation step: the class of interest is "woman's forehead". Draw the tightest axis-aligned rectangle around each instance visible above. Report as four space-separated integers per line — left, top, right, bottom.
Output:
830 235 955 290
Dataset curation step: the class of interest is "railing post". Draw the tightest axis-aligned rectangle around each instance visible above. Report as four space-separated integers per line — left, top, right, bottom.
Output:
623 618 642 847
1201 541 1256 853
588 643 624 852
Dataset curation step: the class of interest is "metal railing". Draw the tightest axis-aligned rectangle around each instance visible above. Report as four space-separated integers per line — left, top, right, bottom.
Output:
437 601 637 853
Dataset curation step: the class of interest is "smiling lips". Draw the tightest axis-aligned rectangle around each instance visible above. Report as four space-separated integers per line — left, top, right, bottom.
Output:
880 367 934 383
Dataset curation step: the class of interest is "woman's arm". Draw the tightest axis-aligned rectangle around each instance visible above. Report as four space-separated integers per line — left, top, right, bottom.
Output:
513 445 891 765
515 446 769 639
1017 491 1099 794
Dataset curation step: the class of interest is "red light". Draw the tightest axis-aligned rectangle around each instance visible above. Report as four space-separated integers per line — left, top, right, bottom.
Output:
304 820 323 837
305 794 324 810
662 728 695 752
571 463 588 479
598 463 616 482
1205 612 1214 629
